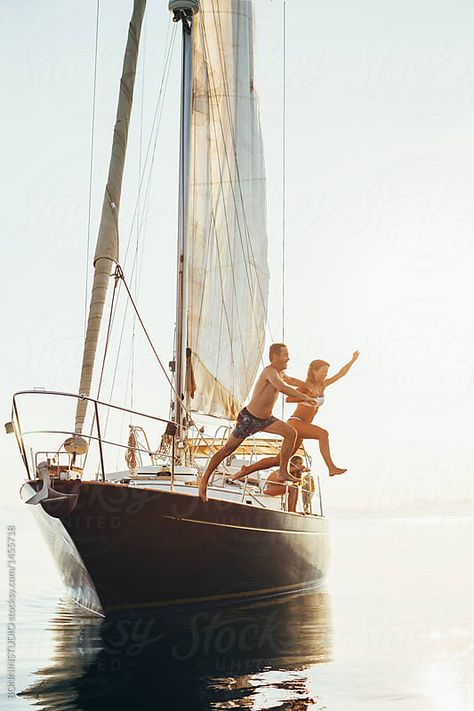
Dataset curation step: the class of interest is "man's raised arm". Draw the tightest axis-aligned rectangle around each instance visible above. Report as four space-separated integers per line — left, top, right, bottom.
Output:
281 374 307 388
267 368 316 404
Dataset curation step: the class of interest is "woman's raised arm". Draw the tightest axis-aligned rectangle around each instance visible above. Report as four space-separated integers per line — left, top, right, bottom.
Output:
325 351 359 386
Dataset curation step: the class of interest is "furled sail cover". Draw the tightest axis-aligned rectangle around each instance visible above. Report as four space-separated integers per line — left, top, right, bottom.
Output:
188 0 269 420
74 0 146 434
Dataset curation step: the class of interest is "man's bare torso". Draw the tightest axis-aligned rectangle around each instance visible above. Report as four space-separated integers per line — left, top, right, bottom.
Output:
246 366 281 419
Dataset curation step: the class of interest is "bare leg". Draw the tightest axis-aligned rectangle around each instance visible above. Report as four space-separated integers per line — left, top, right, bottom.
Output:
232 455 280 481
288 485 299 513
292 422 346 476
232 436 303 481
264 478 298 512
261 420 297 480
199 436 243 502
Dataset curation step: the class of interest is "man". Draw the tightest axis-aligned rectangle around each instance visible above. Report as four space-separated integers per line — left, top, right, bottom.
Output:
198 343 316 502
263 455 309 512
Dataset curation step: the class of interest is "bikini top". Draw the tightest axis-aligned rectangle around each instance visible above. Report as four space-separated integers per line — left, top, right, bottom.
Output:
301 394 325 407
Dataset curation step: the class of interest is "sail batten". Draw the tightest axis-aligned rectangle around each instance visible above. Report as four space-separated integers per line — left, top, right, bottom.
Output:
188 0 269 420
75 0 147 434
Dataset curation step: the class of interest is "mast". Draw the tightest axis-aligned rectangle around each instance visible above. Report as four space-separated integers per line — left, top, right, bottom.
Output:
169 0 199 441
74 0 147 435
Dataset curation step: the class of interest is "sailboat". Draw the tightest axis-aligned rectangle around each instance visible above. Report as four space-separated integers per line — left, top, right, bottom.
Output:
9 0 329 615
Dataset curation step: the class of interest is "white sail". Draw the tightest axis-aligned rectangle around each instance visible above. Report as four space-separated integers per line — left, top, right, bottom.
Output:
187 0 269 420
75 0 147 434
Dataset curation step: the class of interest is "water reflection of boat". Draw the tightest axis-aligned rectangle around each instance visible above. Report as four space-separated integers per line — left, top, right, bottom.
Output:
20 592 332 710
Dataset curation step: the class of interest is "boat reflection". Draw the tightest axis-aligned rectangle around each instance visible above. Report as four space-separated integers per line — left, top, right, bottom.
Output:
21 591 332 710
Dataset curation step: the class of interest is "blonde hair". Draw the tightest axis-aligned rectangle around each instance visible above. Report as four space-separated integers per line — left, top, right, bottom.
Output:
307 359 329 384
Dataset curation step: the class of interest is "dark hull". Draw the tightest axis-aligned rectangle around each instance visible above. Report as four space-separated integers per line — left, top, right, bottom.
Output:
29 480 329 615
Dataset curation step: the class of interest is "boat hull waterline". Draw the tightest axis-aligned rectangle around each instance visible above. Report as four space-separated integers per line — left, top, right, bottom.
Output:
25 480 329 615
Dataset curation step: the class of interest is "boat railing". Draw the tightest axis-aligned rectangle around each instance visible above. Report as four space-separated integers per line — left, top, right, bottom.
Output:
204 424 232 487
188 420 324 515
9 390 180 482
126 425 164 466
34 450 82 477
197 422 269 486
9 390 324 516
248 476 323 515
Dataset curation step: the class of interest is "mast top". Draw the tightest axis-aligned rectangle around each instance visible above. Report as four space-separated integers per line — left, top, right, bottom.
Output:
169 0 200 20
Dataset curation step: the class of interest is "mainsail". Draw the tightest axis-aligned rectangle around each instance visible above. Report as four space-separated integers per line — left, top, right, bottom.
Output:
187 0 269 420
75 0 146 434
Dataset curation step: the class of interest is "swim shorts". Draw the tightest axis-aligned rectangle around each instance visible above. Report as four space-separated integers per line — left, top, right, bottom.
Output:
231 407 277 440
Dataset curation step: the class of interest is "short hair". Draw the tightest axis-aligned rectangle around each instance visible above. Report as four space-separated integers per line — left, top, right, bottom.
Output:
269 343 286 360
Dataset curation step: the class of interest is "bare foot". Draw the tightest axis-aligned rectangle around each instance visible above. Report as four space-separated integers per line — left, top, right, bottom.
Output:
198 479 208 502
329 467 347 477
232 465 249 482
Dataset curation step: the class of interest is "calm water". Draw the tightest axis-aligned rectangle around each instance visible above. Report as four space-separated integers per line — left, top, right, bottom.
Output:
2 507 474 710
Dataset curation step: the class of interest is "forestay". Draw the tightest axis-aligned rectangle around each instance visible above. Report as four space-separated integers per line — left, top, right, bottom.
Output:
187 0 269 420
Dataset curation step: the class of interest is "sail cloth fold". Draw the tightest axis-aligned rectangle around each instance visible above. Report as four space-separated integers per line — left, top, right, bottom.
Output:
75 0 147 434
188 0 269 420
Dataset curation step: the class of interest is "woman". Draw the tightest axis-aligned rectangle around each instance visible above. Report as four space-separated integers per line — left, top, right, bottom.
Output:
232 350 359 480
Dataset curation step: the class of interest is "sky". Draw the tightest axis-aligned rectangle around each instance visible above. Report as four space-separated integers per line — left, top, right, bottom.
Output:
1 0 474 515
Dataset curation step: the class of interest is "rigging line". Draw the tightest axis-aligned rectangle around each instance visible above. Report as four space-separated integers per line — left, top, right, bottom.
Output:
84 0 101 339
103 22 177 413
82 269 121 468
205 9 267 297
188 123 209 337
102 245 141 438
191 126 246 383
199 18 267 341
122 20 176 270
122 20 177 268
190 93 235 371
210 4 273 371
198 17 271 389
190 79 246 383
188 150 225 376
209 206 245 392
131 16 147 417
204 84 255 382
133 205 148 319
190 208 241 409
207 4 271 315
281 0 287 420
95 272 120 402
102 245 137 434
200 15 256 280
282 0 287 344
116 266 238 465
110 68 172 415
204 8 273 343
100 189 148 435
207 162 264 392
115 353 134 469
116 267 189 416
116 266 237 470
113 354 131 470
